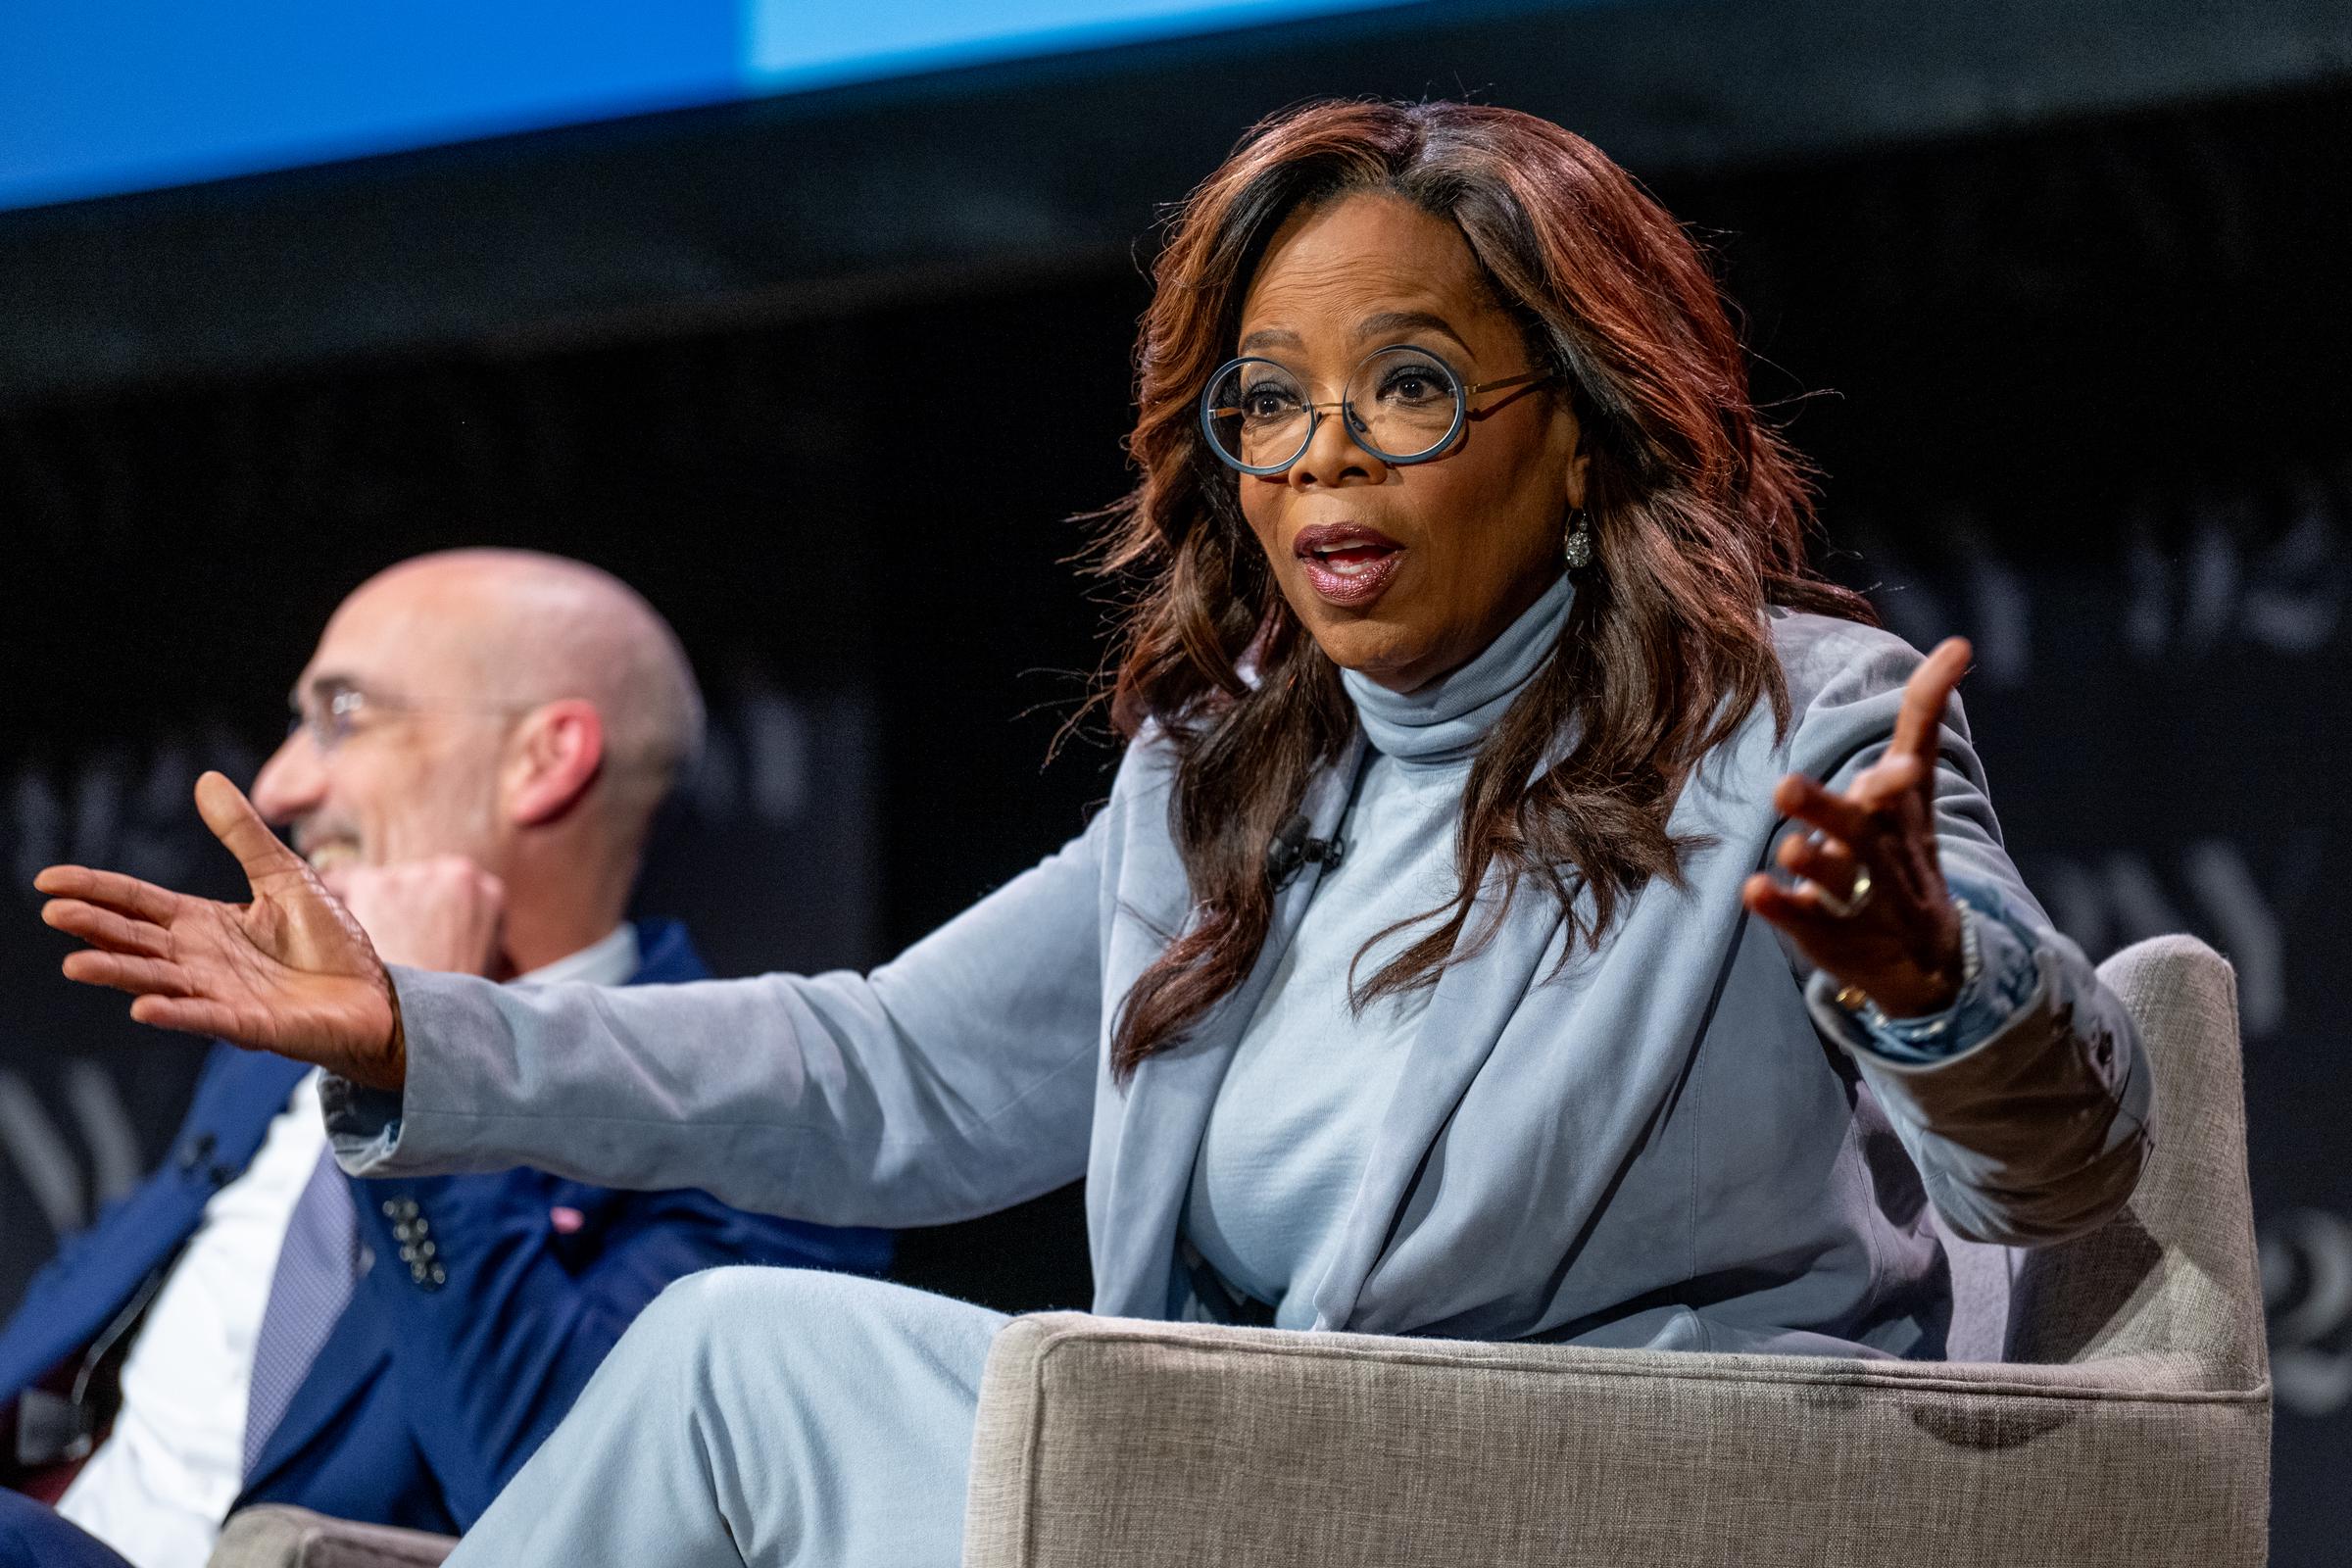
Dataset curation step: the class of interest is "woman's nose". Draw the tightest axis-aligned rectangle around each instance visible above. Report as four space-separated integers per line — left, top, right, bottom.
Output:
1285 406 1388 489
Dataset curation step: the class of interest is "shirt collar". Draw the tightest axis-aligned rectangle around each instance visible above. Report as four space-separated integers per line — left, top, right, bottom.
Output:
514 923 639 988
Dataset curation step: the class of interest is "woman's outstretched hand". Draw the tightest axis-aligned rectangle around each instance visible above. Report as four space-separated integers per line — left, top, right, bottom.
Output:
35 771 407 1091
1741 637 1975 1019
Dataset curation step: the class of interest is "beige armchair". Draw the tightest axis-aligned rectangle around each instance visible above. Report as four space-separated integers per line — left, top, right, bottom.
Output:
218 935 2270 1568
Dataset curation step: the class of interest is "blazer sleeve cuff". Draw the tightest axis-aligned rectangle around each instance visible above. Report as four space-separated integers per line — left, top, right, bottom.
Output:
1806 890 2040 1067
324 964 500 1176
1815 933 2154 1246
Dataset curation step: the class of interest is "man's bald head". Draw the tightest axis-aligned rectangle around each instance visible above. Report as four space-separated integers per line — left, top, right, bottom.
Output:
339 549 705 823
250 550 701 973
256 549 703 896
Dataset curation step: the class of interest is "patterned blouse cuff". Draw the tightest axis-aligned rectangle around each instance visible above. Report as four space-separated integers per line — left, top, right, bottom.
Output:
319 1072 408 1169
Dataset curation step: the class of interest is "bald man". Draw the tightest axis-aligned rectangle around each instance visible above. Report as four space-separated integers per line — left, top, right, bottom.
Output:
0 552 891 1568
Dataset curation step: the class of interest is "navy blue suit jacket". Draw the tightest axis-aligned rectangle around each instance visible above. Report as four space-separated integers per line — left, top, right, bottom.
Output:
0 920 891 1536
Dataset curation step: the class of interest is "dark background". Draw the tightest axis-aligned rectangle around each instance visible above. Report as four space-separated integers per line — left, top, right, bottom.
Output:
2 1 2346 1558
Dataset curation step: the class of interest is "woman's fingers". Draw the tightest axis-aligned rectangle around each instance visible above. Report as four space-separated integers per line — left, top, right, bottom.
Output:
1773 772 1874 844
1889 637 1971 767
1742 872 1848 945
61 948 193 998
1778 750 1928 851
194 771 308 889
41 899 172 957
1776 825 1865 899
128 995 249 1039
1843 751 1926 813
1753 637 1970 1014
32 865 182 925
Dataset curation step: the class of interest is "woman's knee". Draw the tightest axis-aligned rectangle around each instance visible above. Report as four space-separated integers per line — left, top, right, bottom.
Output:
623 1266 895 1377
647 1263 890 1330
637 1269 1003 1391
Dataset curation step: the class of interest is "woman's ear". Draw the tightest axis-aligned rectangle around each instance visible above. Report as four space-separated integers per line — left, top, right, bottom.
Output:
503 700 605 828
1560 409 1592 513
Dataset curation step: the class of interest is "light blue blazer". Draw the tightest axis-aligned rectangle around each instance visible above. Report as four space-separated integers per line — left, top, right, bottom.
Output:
330 612 2151 1357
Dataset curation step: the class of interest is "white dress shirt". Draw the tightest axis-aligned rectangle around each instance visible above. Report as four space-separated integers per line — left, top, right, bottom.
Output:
56 925 639 1568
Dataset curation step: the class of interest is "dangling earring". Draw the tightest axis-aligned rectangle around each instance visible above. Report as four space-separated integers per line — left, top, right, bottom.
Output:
1562 509 1594 571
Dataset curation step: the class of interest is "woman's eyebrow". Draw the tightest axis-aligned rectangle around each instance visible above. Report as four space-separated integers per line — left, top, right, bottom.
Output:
1236 312 1471 357
1237 325 1303 354
1356 310 1470 351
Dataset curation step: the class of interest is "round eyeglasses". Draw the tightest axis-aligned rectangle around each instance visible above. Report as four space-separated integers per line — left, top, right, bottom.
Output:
1200 345 1551 475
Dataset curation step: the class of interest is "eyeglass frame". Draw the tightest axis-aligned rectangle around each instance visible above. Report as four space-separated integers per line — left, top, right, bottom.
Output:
286 682 539 756
1198 344 1554 476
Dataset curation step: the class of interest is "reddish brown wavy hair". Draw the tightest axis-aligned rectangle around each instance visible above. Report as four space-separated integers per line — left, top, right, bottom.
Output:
1096 100 1873 1080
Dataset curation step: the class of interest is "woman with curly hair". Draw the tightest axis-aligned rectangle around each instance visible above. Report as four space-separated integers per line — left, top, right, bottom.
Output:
38 99 2148 1567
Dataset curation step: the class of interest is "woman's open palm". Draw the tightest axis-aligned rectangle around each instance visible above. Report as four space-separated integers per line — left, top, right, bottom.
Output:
36 771 406 1089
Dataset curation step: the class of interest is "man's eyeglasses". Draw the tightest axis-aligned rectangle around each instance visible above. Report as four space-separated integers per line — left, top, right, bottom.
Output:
286 686 532 756
1200 344 1552 475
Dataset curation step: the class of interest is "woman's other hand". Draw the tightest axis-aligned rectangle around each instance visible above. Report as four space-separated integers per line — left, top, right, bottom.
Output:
36 770 407 1090
1741 637 1975 1018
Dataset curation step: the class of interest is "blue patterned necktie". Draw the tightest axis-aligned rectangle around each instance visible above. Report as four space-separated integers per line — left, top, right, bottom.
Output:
242 1150 364 1479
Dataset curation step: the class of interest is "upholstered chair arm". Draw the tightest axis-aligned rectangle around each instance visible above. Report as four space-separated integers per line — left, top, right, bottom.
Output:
208 1505 457 1568
960 1312 2268 1568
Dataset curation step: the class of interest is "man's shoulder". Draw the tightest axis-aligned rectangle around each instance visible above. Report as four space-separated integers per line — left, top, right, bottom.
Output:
178 1042 311 1152
622 919 706 985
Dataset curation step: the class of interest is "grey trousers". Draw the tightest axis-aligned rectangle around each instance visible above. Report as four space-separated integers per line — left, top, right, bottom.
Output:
445 1268 1007 1567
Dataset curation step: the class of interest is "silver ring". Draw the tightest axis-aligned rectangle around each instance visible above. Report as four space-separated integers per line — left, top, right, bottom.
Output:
1807 862 1874 919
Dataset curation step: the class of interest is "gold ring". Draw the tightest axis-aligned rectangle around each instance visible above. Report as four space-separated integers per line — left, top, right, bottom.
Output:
1808 864 1874 919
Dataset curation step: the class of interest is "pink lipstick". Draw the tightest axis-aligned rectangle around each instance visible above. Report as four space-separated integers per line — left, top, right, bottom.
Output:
1293 522 1404 609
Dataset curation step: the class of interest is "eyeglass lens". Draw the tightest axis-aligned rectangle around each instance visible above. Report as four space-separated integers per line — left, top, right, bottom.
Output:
1204 346 1463 471
288 687 368 752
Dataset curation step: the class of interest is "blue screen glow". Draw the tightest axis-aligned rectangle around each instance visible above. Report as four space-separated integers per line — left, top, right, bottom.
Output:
747 0 1422 93
0 1 1418 213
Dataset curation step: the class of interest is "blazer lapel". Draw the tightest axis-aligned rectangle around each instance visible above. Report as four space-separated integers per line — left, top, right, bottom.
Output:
11 1049 312 1364
1092 734 1370 1318
1308 864 1570 1331
1310 705 1788 1334
240 928 697 1500
209 1050 318 1166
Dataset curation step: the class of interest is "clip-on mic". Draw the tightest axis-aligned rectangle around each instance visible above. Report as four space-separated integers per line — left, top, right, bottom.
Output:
1264 813 1346 891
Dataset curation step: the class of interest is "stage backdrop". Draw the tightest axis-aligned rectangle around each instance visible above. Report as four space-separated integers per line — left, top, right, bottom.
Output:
0 79 2343 1566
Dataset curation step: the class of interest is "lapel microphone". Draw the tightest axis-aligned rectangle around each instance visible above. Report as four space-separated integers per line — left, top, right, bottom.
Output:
1264 813 1346 891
